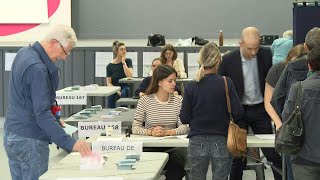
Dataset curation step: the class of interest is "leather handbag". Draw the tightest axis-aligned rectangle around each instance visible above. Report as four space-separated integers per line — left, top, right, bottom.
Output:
224 76 247 157
275 81 304 155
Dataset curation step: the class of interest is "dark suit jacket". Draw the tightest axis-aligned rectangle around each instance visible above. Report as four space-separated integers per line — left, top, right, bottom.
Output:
219 47 272 101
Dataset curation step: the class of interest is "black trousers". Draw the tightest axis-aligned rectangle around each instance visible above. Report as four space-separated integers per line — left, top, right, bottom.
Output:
292 163 320 180
230 103 282 180
143 147 187 180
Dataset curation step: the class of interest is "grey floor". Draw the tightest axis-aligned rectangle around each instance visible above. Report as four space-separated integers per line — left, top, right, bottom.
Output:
0 117 275 180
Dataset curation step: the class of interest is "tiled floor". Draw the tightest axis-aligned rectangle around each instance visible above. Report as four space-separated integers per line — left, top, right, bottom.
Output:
0 116 276 180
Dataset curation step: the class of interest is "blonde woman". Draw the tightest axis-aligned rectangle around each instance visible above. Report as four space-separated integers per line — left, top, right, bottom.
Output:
180 42 244 180
160 43 187 78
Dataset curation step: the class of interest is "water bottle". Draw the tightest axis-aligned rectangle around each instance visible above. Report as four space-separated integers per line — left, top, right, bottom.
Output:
219 30 224 46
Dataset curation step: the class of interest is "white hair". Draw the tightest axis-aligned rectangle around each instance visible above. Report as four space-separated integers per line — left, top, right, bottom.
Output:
43 24 77 48
283 30 293 38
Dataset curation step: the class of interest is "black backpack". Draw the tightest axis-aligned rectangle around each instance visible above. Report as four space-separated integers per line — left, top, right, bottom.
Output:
147 34 166 47
275 81 304 155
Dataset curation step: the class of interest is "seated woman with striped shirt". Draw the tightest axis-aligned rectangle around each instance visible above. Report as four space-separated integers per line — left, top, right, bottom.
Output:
132 64 189 180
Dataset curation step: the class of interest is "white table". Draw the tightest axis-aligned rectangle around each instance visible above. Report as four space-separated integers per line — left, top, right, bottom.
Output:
89 134 278 179
65 108 135 127
89 134 275 148
56 86 120 97
119 77 193 84
39 152 168 180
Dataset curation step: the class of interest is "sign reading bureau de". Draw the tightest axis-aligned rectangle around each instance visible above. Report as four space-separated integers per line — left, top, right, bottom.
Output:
56 92 87 105
78 121 122 137
92 141 143 153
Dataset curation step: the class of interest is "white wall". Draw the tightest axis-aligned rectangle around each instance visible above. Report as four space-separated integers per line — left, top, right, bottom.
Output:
0 0 71 42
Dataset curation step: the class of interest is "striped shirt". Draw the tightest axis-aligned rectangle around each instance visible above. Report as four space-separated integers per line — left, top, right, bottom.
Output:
132 94 189 135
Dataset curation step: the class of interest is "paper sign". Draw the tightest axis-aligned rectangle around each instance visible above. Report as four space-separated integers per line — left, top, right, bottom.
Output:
0 0 48 23
58 178 123 180
56 92 87 105
92 141 143 153
5 53 16 71
78 121 121 137
95 52 113 77
187 53 199 79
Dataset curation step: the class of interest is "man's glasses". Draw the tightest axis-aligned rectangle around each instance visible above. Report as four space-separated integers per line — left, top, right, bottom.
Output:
57 41 70 55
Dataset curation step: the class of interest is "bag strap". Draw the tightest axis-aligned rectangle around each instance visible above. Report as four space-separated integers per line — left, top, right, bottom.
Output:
294 81 303 111
223 76 233 121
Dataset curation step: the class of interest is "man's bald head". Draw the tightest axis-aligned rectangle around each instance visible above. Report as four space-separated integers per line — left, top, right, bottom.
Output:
240 27 261 60
241 27 260 43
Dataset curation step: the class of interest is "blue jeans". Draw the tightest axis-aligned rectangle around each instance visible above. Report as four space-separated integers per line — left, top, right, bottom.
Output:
107 85 129 108
188 135 232 180
3 131 49 180
285 155 295 180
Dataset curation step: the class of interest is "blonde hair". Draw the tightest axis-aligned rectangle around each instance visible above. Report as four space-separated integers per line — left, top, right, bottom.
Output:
195 42 221 82
283 30 293 38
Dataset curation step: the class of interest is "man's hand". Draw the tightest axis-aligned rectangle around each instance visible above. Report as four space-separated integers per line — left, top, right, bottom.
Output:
72 140 91 157
59 119 66 127
117 91 121 97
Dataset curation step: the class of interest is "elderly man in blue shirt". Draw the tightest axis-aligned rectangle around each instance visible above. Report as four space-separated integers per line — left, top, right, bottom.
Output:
3 25 91 180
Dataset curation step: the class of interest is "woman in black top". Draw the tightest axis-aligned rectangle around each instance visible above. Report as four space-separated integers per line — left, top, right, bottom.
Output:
265 44 306 130
106 41 133 108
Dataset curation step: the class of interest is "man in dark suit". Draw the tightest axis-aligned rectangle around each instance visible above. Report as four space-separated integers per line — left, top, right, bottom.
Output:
219 27 282 180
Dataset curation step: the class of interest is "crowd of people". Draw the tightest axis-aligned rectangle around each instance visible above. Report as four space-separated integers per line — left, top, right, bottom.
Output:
4 24 320 180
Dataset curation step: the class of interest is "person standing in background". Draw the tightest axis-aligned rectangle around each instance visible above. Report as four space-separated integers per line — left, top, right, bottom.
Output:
106 41 133 108
282 46 320 180
264 44 307 131
271 27 320 180
271 30 293 65
3 25 91 180
219 27 282 180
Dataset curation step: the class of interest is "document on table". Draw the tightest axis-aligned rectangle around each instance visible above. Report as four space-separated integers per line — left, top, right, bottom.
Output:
255 134 275 140
129 135 188 141
63 124 78 135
